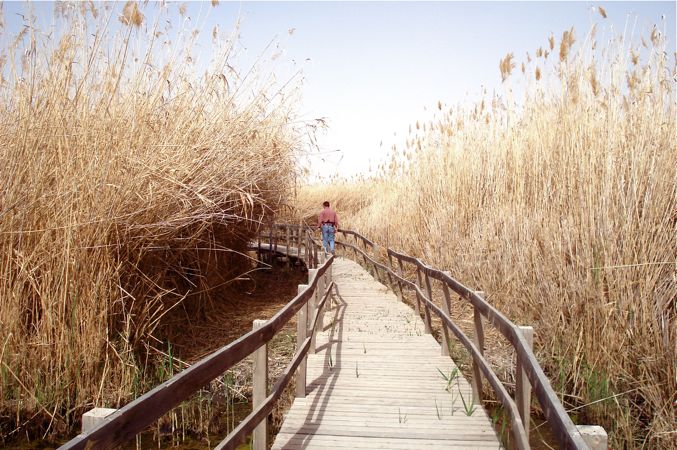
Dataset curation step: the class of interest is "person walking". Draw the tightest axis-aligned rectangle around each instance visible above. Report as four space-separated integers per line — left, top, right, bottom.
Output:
318 201 339 255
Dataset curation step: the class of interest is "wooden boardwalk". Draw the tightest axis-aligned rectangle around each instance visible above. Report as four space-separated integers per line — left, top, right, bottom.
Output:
272 257 501 449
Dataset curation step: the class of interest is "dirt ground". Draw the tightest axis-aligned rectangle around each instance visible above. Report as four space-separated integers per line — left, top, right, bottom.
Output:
159 262 307 363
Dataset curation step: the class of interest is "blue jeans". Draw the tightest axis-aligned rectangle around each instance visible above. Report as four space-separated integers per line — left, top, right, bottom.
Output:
321 224 336 253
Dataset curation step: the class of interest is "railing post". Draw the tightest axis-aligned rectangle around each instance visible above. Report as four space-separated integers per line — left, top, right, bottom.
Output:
273 226 278 255
324 265 332 310
385 259 395 293
388 254 402 301
309 235 314 269
439 272 454 357
372 244 381 282
307 269 318 353
252 319 268 450
396 257 406 302
308 235 313 268
422 271 433 334
516 325 534 439
285 225 291 269
314 240 319 266
297 221 303 261
413 268 423 321
317 269 325 332
268 227 273 266
471 291 485 405
576 425 608 450
296 285 308 398
256 231 262 265
361 240 369 269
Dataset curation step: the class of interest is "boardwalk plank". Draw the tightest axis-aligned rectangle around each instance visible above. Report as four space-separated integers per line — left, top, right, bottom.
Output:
271 257 501 449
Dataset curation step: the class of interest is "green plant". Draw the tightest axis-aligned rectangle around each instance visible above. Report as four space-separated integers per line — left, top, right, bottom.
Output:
458 385 476 416
437 366 460 392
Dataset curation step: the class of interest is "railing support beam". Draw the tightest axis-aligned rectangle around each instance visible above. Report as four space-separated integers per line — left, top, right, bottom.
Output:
307 269 318 353
414 268 423 318
252 319 268 450
395 257 405 302
471 291 485 405
440 272 454 357
295 285 308 398
317 270 325 332
285 226 291 269
422 272 434 334
516 325 534 439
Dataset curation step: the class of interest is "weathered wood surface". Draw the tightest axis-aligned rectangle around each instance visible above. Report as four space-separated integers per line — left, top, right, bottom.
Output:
272 257 501 450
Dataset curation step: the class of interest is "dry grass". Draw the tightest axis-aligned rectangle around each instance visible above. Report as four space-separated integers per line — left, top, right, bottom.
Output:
299 23 676 448
0 2 301 441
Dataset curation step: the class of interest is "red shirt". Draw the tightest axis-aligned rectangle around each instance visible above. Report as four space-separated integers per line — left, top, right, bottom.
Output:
318 207 339 228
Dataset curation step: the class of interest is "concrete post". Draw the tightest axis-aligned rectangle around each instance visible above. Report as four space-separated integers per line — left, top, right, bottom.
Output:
576 425 608 450
81 408 117 434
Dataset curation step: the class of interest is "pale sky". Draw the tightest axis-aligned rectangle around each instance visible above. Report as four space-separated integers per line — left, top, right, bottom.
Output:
3 1 675 178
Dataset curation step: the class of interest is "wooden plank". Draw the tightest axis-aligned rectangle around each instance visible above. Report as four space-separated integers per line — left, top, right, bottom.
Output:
275 424 497 440
272 257 501 450
273 434 501 450
279 403 492 416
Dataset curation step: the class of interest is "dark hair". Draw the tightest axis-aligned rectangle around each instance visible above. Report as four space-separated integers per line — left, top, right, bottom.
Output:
323 201 330 207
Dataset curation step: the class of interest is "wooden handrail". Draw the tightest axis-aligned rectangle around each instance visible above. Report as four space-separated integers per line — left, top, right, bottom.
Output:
338 228 375 248
60 227 331 450
215 281 335 450
386 248 587 449
335 237 589 449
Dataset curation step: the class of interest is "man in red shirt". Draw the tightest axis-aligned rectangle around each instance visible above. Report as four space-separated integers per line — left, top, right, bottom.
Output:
317 201 339 254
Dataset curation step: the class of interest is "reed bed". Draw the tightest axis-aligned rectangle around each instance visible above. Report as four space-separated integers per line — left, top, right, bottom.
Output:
299 22 676 448
0 2 300 441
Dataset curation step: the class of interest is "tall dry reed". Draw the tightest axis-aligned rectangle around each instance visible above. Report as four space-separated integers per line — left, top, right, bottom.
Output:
300 21 676 448
0 2 300 439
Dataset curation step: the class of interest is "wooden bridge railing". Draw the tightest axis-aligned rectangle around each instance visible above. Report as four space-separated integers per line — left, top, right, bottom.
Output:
256 222 324 269
60 224 333 450
336 228 603 450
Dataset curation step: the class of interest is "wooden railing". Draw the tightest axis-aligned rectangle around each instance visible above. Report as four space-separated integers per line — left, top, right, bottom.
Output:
336 228 600 450
255 222 323 269
60 223 605 450
60 224 332 450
